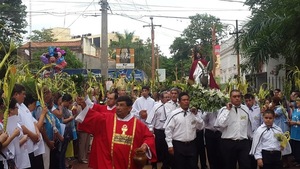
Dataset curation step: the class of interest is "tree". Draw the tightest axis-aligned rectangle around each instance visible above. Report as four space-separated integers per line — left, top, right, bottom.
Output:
169 13 224 70
0 0 27 78
240 0 300 72
28 28 57 42
169 37 190 61
0 0 27 44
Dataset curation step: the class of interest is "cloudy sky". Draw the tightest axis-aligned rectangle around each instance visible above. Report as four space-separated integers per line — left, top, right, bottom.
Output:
22 0 251 57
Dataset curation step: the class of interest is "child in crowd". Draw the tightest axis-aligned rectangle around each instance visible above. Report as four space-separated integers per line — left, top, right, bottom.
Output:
250 109 291 169
288 98 300 166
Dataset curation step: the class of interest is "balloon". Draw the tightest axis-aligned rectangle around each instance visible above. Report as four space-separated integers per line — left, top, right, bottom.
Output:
40 55 49 64
48 46 55 56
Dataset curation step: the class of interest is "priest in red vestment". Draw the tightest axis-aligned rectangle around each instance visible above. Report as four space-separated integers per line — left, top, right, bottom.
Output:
76 95 156 169
77 91 118 167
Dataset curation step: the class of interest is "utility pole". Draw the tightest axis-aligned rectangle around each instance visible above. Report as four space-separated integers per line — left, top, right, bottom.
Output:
100 0 108 79
143 17 161 82
212 23 216 76
29 0 32 62
229 20 243 80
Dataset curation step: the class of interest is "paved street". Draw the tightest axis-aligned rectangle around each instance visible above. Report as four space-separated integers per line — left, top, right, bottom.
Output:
71 162 156 169
70 161 300 169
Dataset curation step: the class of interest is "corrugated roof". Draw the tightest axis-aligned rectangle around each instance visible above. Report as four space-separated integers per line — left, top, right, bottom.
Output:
19 41 81 48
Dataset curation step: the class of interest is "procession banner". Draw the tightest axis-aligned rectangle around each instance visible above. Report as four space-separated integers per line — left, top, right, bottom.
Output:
116 48 135 69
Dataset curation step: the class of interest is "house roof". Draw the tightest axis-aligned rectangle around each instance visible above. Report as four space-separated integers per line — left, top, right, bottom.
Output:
19 40 81 49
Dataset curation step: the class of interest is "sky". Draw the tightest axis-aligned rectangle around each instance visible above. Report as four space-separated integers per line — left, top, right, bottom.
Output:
22 0 252 57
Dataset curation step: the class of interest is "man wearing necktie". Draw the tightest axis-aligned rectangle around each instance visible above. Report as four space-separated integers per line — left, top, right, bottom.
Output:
146 91 171 169
164 92 205 169
244 93 262 169
214 89 252 169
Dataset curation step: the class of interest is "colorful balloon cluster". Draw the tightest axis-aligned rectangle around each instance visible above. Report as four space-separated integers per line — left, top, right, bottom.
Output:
40 46 68 73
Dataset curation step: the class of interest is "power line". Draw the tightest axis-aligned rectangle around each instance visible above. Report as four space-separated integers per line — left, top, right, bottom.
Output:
48 0 96 37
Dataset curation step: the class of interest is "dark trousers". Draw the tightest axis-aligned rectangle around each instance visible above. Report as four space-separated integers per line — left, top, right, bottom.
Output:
205 129 222 169
154 129 172 169
249 140 258 169
220 139 251 169
50 147 60 169
291 139 300 164
173 139 198 169
27 153 44 169
196 130 207 169
260 150 282 169
60 136 71 169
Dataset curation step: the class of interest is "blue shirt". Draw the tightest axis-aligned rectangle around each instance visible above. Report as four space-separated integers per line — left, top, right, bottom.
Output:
45 111 62 141
291 109 300 140
274 106 289 133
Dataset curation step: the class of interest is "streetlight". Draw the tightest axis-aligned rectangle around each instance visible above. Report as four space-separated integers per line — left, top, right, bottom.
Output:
226 20 243 81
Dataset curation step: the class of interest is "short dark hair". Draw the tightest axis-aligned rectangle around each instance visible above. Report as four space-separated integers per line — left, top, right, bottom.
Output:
274 89 281 92
230 89 241 97
24 93 37 107
62 93 73 102
12 84 25 96
142 86 150 91
108 91 118 100
244 93 254 100
116 96 133 106
263 109 275 117
272 96 282 105
9 98 18 110
178 92 189 101
0 89 4 107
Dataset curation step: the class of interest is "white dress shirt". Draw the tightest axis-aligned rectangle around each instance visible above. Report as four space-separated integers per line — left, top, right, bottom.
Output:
202 111 218 131
247 105 262 132
17 103 39 153
214 105 252 140
164 107 205 148
130 96 155 122
146 102 170 129
250 123 282 159
164 100 179 113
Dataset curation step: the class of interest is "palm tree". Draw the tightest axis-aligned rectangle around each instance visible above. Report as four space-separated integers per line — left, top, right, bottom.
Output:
240 0 300 72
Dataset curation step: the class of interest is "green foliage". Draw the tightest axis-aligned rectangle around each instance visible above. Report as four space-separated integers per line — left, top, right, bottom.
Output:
189 85 229 112
169 37 190 61
28 28 58 42
0 0 27 45
241 0 300 72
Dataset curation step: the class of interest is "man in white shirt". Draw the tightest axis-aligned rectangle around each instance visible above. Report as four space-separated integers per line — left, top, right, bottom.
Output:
244 93 261 169
146 91 171 169
12 84 44 169
164 92 204 169
214 89 252 169
164 88 180 112
131 86 155 123
202 111 222 169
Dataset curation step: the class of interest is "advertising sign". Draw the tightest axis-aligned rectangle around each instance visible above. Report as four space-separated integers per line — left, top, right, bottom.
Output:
116 48 135 69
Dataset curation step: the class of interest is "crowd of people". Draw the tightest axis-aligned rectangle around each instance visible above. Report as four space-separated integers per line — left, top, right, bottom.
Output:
0 83 299 169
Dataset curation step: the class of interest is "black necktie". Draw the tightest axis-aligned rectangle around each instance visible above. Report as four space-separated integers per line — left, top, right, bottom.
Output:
184 111 187 117
235 107 238 113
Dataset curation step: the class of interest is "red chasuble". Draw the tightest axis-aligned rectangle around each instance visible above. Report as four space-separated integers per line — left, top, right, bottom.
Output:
78 104 116 130
79 108 156 169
